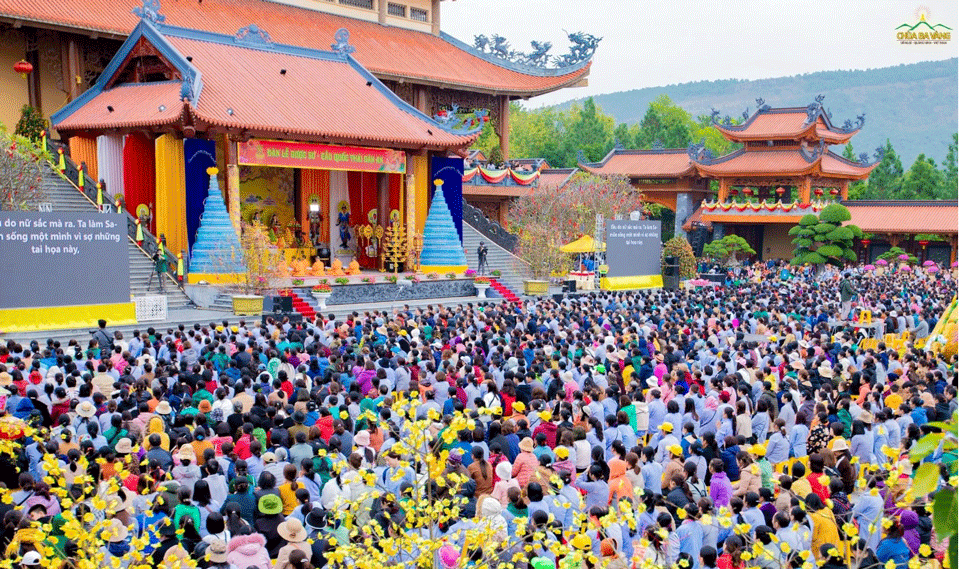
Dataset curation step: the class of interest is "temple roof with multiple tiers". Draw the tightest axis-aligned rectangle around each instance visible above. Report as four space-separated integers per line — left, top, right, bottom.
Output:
711 96 864 145
51 19 482 150
0 0 592 97
579 148 696 178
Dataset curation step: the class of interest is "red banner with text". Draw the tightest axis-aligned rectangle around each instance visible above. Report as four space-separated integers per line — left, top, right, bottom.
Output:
237 139 405 174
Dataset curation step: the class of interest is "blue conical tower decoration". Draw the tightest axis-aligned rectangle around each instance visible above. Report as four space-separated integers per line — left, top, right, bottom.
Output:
420 179 467 273
188 167 245 279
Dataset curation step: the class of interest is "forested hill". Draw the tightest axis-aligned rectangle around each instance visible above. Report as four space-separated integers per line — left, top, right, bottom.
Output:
552 58 957 164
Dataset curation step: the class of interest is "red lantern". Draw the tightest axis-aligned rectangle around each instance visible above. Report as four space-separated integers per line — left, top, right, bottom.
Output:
13 59 32 78
775 187 786 196
918 240 930 248
743 188 753 196
814 188 824 197
861 239 870 246
730 188 739 196
482 115 489 122
829 188 839 196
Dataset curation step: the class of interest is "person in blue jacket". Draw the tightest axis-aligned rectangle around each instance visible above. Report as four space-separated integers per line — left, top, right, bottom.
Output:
876 519 911 569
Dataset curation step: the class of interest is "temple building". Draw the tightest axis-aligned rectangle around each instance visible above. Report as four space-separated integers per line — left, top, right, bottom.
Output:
25 0 594 278
581 97 957 263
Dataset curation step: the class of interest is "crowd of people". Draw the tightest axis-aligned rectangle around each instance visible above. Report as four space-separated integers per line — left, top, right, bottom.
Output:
0 262 955 569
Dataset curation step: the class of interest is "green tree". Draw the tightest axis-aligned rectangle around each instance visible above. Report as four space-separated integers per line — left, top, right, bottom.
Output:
692 113 739 156
508 103 565 167
613 122 640 149
561 97 615 164
842 142 867 199
790 204 860 268
942 133 958 200
470 119 499 161
701 234 755 265
899 153 945 199
14 105 47 141
636 95 694 149
866 139 903 199
661 236 697 279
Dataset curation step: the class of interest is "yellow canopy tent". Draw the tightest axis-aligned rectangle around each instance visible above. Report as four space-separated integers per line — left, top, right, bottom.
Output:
559 234 605 253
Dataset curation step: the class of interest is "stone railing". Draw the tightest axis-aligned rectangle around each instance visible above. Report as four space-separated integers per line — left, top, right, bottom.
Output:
461 199 518 252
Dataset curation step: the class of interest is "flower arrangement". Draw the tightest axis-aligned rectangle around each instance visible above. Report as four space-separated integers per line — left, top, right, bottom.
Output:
312 283 332 293
426 272 439 280
474 276 491 285
335 277 350 285
491 269 502 277
403 274 417 281
386 275 398 284
446 272 457 279
464 269 477 277
291 278 304 286
361 276 375 283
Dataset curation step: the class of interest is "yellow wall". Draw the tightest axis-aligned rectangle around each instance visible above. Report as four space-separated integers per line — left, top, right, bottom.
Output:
762 223 794 260
0 29 29 132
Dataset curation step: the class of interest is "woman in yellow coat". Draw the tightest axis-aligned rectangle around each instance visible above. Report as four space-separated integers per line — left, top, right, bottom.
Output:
805 493 844 561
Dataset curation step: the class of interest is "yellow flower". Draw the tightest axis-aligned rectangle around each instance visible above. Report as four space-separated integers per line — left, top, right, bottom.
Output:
780 542 791 554
919 544 932 557
886 560 898 569
340 411 349 420
828 547 840 558
701 514 712 525
842 523 859 537
818 474 830 486
741 552 752 562
882 518 893 529
677 507 687 520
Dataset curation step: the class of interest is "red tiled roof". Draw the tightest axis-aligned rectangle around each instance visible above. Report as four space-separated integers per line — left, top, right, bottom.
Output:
55 82 184 131
693 149 818 176
580 149 695 178
715 110 857 144
693 148 874 179
845 201 958 235
538 168 578 189
820 151 877 178
55 27 479 149
0 0 590 96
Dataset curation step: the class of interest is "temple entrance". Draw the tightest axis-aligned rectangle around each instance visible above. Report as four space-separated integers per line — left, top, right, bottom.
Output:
233 140 407 273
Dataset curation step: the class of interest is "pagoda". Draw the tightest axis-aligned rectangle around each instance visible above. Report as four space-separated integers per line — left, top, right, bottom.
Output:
581 96 887 260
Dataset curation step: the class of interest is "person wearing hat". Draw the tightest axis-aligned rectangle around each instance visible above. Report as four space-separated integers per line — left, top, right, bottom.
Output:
275 518 311 569
660 444 685 494
829 439 856 494
102 518 131 563
255 493 286 557
173 445 202 489
513 437 538 487
203 537 230 569
19 551 42 569
654 422 680 464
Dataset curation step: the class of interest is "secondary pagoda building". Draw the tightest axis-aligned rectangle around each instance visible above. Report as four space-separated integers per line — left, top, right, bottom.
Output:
582 97 880 259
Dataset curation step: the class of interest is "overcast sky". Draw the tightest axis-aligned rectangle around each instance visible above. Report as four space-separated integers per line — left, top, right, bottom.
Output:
443 0 959 107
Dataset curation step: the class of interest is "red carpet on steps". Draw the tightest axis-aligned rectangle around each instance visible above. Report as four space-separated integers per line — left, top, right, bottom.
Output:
281 290 316 320
488 278 522 305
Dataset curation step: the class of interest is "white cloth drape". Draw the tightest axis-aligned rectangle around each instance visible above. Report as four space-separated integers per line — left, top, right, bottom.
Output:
96 134 125 202
329 170 349 249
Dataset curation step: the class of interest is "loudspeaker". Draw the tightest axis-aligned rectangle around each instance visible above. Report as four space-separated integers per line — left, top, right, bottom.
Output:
271 296 293 313
663 273 680 290
663 264 679 277
565 279 577 293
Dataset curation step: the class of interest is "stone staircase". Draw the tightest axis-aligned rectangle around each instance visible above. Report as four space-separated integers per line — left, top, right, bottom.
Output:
41 163 193 309
460 220 529 298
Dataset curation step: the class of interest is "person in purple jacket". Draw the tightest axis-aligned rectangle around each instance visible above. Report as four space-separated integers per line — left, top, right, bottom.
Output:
708 458 732 509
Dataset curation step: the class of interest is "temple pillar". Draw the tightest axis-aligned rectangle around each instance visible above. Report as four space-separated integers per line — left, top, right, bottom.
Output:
63 37 82 101
799 176 811 205
950 235 957 264
378 0 387 23
674 191 693 239
840 180 849 200
413 152 429 235
224 136 241 235
717 178 730 202
499 95 510 161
